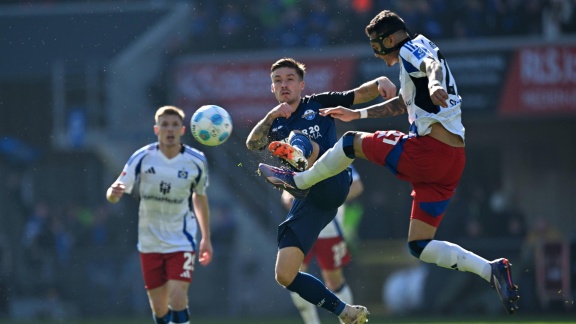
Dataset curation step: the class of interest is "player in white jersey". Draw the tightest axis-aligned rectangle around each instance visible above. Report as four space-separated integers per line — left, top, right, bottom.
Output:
282 165 363 324
259 10 520 315
106 106 213 324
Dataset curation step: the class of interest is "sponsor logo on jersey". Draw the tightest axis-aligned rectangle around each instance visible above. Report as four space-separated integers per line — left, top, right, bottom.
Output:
179 270 191 278
160 181 171 194
301 109 316 120
412 47 427 60
145 167 156 174
178 170 188 179
140 195 184 204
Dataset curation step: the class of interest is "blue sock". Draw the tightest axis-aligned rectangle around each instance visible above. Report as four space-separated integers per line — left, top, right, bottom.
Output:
170 308 190 323
286 272 346 315
154 310 171 324
290 134 313 158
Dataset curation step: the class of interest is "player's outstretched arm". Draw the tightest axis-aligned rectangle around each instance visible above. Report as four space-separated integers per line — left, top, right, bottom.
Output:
320 95 406 121
192 193 213 266
352 76 396 105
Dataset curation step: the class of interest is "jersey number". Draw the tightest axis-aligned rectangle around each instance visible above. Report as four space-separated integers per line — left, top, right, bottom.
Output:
183 252 195 271
378 130 403 146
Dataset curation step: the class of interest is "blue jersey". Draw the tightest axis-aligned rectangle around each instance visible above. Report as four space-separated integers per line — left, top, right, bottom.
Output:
268 91 355 157
271 91 355 254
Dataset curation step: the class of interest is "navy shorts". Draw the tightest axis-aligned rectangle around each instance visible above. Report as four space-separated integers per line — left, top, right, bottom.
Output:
277 169 350 255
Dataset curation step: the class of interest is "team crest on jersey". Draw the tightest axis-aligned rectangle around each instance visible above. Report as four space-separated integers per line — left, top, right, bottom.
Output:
301 109 316 120
412 47 427 60
178 170 188 179
160 181 171 194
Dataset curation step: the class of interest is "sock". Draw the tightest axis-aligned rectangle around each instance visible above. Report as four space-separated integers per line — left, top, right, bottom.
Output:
290 292 321 324
153 310 171 324
334 283 353 304
295 138 354 189
169 308 189 324
419 240 491 282
286 272 346 315
289 133 313 158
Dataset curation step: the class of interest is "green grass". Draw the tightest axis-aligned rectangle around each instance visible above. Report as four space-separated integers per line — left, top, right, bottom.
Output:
5 314 576 324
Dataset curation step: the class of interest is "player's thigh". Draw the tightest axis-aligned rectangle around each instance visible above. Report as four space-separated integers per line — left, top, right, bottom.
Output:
146 284 169 315
166 279 190 310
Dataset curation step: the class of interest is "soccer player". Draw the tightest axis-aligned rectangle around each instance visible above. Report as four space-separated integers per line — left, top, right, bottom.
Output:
283 165 363 324
258 11 520 314
246 57 394 324
106 106 213 324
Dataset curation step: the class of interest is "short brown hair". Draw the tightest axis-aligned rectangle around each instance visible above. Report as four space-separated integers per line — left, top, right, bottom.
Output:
155 105 185 123
270 57 306 80
365 10 407 37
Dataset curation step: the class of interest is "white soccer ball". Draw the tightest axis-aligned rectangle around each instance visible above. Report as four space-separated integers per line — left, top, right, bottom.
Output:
190 105 233 146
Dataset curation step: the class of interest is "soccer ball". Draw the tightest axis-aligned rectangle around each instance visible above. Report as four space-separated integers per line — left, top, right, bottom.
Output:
190 105 233 146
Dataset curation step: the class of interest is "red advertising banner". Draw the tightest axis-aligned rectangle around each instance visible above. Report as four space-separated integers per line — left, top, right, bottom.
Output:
172 57 357 126
499 46 576 116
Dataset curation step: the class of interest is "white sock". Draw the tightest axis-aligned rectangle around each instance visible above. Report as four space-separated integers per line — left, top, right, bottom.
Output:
295 138 354 189
419 240 491 282
334 283 353 304
290 291 320 324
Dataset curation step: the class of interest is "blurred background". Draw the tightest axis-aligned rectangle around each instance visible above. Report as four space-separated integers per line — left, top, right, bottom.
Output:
0 0 575 322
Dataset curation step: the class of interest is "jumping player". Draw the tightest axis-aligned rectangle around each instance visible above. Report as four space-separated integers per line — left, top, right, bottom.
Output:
258 11 520 315
106 106 213 324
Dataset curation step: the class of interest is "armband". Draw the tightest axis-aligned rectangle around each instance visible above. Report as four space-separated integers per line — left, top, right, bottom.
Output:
359 109 368 119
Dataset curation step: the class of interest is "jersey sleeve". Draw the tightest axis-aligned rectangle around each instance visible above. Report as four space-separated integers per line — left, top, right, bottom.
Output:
308 91 355 108
186 146 209 196
399 41 435 76
117 148 148 194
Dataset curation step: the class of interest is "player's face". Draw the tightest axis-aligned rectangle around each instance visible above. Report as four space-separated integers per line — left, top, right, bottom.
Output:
369 32 399 67
271 67 305 105
154 114 185 147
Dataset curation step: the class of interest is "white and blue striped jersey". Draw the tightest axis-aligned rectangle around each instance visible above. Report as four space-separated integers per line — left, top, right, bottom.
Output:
116 143 209 253
398 34 465 140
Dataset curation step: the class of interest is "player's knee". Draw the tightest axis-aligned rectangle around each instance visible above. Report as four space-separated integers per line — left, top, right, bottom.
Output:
275 268 295 288
342 131 357 158
408 239 431 258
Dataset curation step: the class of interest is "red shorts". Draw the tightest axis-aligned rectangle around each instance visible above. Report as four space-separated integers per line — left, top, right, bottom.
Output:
140 251 195 290
303 236 351 270
362 131 465 227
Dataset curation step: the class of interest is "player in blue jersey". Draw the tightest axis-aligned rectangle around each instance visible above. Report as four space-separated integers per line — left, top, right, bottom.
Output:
258 11 520 315
246 57 395 324
106 106 213 324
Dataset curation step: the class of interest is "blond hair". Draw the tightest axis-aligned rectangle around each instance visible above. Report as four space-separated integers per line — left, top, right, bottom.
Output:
154 106 185 123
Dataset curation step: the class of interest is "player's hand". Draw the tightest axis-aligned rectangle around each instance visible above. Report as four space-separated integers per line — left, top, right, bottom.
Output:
107 181 125 203
377 77 396 100
269 102 293 119
319 106 357 122
429 84 449 108
198 239 213 266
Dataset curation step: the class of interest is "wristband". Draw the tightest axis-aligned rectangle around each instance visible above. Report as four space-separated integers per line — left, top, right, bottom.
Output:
359 109 368 119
